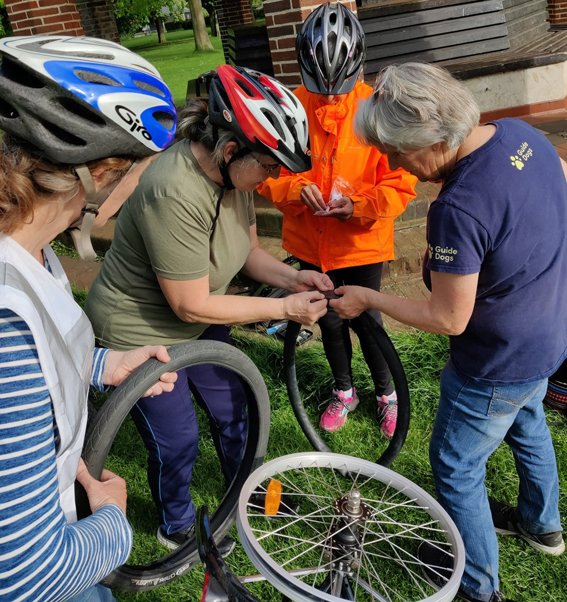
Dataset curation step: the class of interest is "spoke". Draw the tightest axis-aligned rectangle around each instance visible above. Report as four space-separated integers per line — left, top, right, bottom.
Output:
238 453 464 602
355 519 391 602
251 503 336 542
358 516 432 600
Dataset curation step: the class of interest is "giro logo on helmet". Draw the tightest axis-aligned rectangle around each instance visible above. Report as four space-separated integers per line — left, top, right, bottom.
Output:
222 109 232 122
115 105 152 141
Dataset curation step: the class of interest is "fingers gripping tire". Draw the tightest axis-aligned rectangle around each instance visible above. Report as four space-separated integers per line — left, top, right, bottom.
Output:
81 340 271 592
284 313 410 467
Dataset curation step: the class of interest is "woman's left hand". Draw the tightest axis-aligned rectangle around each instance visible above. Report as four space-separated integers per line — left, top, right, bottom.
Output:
103 346 178 397
330 285 371 319
313 196 354 221
294 269 334 293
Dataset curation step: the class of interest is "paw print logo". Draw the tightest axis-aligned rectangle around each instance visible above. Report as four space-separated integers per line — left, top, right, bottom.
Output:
510 155 524 170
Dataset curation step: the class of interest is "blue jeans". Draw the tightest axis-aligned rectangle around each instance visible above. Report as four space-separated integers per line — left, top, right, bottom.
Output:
430 361 561 601
66 584 115 602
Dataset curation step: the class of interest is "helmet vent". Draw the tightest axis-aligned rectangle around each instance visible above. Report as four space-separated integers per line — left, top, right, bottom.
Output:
74 68 121 86
133 78 166 97
17 40 114 61
152 110 175 129
260 108 284 140
0 97 18 119
328 32 337 57
40 118 87 147
1 56 44 88
58 97 106 125
236 79 255 98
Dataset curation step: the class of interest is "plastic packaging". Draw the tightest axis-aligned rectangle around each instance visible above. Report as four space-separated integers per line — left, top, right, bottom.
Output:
328 176 356 210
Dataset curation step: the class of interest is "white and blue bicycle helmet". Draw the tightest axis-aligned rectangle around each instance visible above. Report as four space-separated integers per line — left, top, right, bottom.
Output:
0 35 177 163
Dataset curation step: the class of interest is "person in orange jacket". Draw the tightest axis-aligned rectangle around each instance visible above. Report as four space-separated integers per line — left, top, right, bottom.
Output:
257 2 417 438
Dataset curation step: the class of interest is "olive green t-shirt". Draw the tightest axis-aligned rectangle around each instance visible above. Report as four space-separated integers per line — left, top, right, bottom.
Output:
85 140 256 350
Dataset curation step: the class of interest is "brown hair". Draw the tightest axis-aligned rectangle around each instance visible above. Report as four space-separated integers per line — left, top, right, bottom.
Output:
176 99 237 165
0 136 133 234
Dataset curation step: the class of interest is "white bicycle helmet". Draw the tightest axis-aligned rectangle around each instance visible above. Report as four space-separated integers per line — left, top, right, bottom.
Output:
297 2 366 95
0 35 177 163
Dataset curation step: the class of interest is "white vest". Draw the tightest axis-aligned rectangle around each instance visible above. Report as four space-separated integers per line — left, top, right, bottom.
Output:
0 235 94 522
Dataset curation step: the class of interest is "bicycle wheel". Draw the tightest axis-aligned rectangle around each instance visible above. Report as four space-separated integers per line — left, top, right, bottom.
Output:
237 452 464 602
284 314 410 467
81 340 271 592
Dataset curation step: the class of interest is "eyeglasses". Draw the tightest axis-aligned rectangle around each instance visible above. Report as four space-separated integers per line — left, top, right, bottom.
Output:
251 154 281 176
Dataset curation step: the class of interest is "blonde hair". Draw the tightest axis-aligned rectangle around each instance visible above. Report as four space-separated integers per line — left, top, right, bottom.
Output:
0 136 133 234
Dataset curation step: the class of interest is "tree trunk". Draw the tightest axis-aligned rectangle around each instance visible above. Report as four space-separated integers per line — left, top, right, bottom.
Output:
209 6 219 37
188 0 214 50
155 18 167 44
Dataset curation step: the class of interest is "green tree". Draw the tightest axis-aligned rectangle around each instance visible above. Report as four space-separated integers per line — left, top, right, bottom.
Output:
0 0 11 37
187 0 213 50
201 0 219 37
113 0 186 42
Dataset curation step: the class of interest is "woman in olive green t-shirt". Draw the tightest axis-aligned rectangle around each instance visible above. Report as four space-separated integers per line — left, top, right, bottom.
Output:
86 66 332 551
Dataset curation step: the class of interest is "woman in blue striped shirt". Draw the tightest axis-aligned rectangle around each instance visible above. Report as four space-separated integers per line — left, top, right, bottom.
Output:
0 35 177 601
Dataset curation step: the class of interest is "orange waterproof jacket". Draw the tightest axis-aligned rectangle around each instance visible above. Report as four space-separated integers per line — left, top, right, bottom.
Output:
257 81 417 272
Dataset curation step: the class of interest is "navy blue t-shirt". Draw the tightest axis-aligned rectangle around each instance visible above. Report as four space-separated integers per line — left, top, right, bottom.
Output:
423 118 567 383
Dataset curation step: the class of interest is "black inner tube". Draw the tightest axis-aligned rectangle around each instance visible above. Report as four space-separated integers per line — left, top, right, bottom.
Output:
283 313 410 467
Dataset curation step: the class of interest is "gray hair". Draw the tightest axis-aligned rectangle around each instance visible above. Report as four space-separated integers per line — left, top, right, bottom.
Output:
177 99 238 165
355 62 480 151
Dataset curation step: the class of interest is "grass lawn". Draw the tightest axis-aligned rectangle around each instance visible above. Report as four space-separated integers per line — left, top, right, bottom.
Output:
83 325 566 602
121 29 225 107
78 29 567 602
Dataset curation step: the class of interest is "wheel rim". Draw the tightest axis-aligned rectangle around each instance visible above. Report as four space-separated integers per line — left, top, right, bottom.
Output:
237 452 464 602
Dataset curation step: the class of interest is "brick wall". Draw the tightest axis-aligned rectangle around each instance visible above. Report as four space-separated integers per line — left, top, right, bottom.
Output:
5 0 84 36
5 0 119 40
264 0 357 88
75 0 119 42
216 0 255 63
548 0 567 26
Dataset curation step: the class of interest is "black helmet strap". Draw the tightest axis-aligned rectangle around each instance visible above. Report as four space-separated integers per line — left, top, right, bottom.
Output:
218 146 251 190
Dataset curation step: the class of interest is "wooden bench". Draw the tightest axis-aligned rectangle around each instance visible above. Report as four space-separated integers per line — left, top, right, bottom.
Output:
358 0 551 79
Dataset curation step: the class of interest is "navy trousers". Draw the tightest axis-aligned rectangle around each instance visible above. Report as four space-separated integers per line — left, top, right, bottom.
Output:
130 325 248 535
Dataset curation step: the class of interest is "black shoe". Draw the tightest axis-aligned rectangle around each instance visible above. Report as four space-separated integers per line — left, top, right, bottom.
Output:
417 541 515 602
157 526 236 558
417 540 457 591
489 499 565 556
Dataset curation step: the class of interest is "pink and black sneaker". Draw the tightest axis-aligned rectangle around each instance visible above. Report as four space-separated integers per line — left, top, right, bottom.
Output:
319 388 359 432
377 391 398 439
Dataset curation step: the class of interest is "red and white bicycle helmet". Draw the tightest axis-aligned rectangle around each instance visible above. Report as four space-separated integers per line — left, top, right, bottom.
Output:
297 2 366 95
208 65 310 173
0 35 177 164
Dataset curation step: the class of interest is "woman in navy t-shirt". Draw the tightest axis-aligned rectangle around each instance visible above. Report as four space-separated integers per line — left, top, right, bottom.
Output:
332 62 566 602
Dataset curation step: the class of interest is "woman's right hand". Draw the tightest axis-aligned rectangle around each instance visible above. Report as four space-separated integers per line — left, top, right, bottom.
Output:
300 184 327 213
282 291 328 326
76 459 128 514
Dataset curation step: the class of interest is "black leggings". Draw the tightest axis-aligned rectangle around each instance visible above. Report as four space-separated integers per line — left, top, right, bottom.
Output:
300 260 394 396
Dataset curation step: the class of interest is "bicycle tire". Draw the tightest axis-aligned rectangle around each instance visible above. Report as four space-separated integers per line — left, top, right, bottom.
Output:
283 313 409 467
81 340 271 592
237 452 465 602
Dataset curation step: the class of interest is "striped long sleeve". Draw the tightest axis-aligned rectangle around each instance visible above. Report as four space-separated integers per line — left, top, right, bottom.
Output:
0 308 132 601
